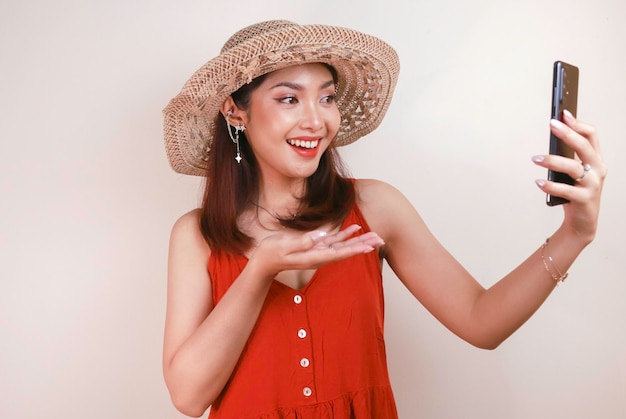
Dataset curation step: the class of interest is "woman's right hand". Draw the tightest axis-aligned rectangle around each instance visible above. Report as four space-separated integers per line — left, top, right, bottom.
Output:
248 224 385 278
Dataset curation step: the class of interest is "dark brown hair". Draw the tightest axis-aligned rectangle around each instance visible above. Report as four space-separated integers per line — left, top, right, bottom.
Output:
200 65 356 254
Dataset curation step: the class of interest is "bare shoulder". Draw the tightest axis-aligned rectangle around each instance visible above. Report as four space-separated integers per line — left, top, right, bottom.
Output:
354 178 412 216
169 208 211 259
171 208 205 240
171 208 202 233
353 178 421 240
354 178 404 203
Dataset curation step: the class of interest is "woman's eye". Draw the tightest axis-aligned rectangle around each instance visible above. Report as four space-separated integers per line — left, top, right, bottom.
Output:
321 94 336 104
278 96 297 104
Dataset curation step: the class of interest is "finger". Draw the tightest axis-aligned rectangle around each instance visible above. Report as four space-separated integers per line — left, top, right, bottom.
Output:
300 224 363 254
562 110 602 154
293 230 328 252
554 114 605 175
535 179 574 203
341 231 385 248
561 111 608 180
533 154 589 182
334 224 362 240
307 230 328 243
325 231 385 252
324 226 384 250
356 231 385 245
535 177 595 205
315 224 362 248
321 240 376 257
550 118 595 162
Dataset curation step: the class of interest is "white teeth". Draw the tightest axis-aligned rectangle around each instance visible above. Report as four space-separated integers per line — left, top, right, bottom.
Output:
288 139 319 149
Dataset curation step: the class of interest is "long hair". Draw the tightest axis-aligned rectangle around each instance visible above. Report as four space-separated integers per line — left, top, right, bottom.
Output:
200 66 356 254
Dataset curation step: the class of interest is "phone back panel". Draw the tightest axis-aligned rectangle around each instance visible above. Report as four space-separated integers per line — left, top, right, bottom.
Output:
547 61 579 206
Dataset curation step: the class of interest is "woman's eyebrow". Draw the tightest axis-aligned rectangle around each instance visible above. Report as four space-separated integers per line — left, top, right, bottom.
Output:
269 79 335 90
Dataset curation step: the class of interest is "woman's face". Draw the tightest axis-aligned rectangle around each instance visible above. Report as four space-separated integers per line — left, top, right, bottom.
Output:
243 63 340 182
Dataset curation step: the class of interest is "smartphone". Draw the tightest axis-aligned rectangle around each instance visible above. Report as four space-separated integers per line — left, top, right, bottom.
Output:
546 60 579 206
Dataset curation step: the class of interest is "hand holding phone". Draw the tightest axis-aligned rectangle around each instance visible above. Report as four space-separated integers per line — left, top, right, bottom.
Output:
547 61 579 206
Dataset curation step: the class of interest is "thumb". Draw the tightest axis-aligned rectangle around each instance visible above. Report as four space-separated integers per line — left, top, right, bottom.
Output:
305 230 327 247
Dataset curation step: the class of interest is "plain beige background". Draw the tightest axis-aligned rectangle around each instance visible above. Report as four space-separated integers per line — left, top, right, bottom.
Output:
1 0 624 418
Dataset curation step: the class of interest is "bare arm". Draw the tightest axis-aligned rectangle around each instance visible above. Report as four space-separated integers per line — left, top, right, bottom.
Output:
162 210 273 416
358 112 606 349
162 210 384 416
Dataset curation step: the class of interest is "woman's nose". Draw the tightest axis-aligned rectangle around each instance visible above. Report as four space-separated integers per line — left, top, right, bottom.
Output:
299 102 323 131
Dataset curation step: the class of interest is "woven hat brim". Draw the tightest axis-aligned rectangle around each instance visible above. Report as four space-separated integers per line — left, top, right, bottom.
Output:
163 23 400 176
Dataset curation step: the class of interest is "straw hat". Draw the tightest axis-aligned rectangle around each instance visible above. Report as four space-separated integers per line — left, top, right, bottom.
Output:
163 20 400 176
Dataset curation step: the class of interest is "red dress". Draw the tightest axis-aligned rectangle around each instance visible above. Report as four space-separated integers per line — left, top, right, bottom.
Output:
207 204 398 418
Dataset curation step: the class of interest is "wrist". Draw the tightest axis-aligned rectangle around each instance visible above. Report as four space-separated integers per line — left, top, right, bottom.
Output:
556 223 595 249
541 238 569 285
244 252 278 283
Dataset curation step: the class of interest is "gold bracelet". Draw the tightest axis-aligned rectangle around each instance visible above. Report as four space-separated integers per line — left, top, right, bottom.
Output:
540 238 568 284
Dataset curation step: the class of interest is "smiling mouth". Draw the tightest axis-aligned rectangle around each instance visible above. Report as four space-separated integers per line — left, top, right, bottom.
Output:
287 139 319 149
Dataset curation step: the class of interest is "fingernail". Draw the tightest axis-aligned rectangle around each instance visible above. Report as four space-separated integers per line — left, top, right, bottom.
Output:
344 225 362 234
550 119 564 130
532 155 545 163
535 179 546 187
363 246 375 254
563 109 574 120
309 231 327 242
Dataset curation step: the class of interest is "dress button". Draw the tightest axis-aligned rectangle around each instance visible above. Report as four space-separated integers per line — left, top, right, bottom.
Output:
300 357 310 368
294 295 303 304
303 387 312 397
297 329 307 339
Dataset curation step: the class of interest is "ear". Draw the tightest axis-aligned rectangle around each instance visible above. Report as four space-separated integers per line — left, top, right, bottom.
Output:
220 97 247 126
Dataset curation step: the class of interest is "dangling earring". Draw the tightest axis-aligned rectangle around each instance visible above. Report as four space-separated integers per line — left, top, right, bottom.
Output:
226 110 245 164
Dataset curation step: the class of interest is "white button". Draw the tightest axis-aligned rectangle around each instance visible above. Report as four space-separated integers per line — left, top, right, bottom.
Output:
297 329 307 339
294 295 303 304
303 387 312 397
300 358 310 368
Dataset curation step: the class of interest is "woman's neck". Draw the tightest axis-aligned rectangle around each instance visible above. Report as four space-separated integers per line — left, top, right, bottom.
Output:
236 178 302 233
256 177 306 215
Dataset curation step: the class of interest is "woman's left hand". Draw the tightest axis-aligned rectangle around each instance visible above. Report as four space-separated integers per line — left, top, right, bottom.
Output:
533 110 607 243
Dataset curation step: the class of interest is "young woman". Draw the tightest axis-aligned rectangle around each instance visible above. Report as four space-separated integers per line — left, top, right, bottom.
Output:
161 21 606 418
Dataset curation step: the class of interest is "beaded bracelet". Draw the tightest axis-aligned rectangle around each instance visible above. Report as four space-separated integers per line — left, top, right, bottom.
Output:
540 238 568 284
